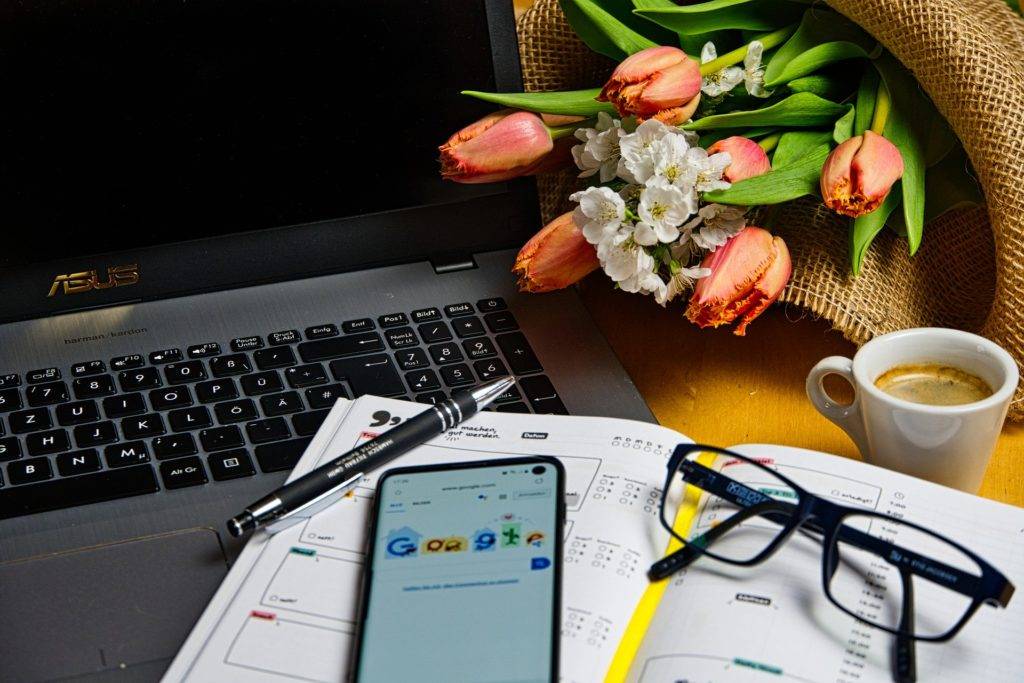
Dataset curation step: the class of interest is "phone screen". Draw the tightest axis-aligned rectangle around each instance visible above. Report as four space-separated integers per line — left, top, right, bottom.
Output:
355 459 562 682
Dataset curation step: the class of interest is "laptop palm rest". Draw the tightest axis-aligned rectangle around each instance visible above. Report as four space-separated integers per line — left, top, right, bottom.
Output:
0 528 228 682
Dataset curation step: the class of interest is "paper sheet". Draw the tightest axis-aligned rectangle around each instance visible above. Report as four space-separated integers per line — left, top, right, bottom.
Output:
163 395 690 683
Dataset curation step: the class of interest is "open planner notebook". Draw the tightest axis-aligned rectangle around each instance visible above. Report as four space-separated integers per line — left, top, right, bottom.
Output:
164 395 1024 682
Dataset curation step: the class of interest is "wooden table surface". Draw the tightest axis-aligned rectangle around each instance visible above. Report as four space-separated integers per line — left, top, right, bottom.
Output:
578 281 1024 508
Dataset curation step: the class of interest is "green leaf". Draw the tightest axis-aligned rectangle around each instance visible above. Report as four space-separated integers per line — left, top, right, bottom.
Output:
634 0 805 35
922 146 984 221
833 106 855 143
875 53 928 255
764 9 877 87
696 126 777 147
461 89 615 116
704 143 830 204
766 41 869 87
588 0 679 46
787 74 850 101
851 186 901 275
560 0 656 60
853 66 879 137
772 129 833 168
683 92 849 130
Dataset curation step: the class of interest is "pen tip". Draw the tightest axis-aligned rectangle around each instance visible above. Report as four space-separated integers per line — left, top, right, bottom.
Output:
227 512 254 537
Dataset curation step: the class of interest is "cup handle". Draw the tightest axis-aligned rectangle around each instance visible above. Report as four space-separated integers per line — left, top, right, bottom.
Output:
806 356 869 456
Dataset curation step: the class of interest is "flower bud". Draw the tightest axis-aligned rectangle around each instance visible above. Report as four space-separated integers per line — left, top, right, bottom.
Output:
598 46 701 126
513 211 600 293
440 109 557 184
706 136 771 182
820 130 904 217
686 226 792 336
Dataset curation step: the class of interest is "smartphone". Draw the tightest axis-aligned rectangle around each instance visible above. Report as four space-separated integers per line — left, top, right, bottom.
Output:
351 457 565 683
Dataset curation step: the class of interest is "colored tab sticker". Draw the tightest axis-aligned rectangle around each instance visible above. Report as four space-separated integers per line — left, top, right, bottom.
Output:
290 547 316 556
250 610 276 621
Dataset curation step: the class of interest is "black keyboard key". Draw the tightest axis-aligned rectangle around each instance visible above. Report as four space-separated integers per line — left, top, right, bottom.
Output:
261 391 305 416
496 332 543 375
149 348 182 364
74 421 118 447
444 302 474 318
342 318 375 334
56 400 100 426
150 386 193 411
215 399 258 424
418 321 452 344
0 388 22 413
27 367 61 384
378 313 407 328
293 410 329 436
160 457 208 489
429 342 464 365
196 378 239 403
462 337 498 360
411 307 442 323
165 361 207 385
453 316 485 338
494 386 522 404
285 363 329 388
330 354 405 397
72 375 116 399
440 364 475 387
385 327 418 349
298 332 384 362
231 336 264 352
122 413 166 439
26 381 69 406
169 406 213 432
477 297 507 313
208 449 256 481
0 437 21 461
305 324 339 340
518 375 568 415
104 441 151 468
0 465 158 520
26 428 71 455
153 433 198 460
199 425 244 451
56 449 102 476
416 391 448 405
497 402 530 413
406 369 441 392
246 417 291 444
474 358 509 382
188 343 221 359
0 374 21 389
396 348 430 371
305 384 349 409
110 354 145 371
241 371 284 396
210 354 252 377
103 393 147 418
71 360 106 378
485 311 519 333
254 347 297 370
8 457 53 485
9 408 52 433
255 437 312 473
269 329 301 346
119 367 162 391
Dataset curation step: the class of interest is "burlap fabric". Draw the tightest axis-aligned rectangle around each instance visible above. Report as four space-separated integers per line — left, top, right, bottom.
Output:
517 0 1024 419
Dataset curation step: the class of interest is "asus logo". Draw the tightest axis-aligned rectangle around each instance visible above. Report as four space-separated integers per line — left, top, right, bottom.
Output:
47 265 140 297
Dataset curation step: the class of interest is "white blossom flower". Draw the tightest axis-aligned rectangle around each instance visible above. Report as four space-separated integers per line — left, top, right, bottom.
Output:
651 134 699 193
570 186 626 244
700 42 743 97
743 41 771 98
680 147 732 193
617 118 672 184
571 112 624 183
684 203 747 251
636 180 695 244
596 228 656 293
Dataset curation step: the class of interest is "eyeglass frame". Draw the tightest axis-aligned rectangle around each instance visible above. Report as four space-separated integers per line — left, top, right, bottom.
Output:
651 444 1015 643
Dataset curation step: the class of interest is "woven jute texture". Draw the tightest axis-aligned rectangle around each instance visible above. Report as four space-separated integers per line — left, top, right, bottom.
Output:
517 0 1024 419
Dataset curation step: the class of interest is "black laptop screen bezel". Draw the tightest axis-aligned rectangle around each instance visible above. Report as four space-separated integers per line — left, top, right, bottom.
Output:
0 0 540 324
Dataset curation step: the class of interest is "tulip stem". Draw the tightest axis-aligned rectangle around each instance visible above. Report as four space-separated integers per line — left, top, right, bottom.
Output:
869 80 891 134
547 119 594 140
698 24 798 77
757 133 782 153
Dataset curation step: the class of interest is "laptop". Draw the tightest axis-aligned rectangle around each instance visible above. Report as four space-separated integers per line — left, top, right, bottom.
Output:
0 0 652 680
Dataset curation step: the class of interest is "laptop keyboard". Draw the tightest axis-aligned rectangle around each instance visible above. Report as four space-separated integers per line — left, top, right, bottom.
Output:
0 298 568 520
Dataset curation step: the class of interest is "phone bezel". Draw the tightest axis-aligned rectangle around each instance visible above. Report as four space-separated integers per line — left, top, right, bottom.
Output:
350 456 566 682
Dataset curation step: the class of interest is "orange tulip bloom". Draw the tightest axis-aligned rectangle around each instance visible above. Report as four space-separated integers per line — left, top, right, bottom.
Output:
440 109 562 184
513 212 599 293
706 136 771 183
820 131 904 217
598 46 701 126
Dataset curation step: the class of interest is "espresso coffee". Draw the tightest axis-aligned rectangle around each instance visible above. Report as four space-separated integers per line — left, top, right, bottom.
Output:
874 363 994 406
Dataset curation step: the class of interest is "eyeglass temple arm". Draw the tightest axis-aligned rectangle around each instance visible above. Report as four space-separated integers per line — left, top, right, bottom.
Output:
894 567 917 683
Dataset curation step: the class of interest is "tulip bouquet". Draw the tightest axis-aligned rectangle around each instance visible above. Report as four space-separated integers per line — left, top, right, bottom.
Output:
439 0 982 335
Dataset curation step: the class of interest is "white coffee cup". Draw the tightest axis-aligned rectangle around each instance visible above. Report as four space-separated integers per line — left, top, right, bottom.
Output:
806 328 1018 492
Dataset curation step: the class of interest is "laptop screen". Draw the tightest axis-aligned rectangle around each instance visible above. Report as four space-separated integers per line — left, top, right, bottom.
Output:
0 0 502 268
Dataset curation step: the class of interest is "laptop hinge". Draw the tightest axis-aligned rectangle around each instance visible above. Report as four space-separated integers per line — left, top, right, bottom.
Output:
430 254 478 274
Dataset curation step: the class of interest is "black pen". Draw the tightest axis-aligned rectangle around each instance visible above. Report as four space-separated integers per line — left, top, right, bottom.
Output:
227 376 516 537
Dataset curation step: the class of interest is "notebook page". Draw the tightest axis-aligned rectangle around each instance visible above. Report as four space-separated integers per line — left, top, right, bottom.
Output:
163 395 690 683
626 444 1024 683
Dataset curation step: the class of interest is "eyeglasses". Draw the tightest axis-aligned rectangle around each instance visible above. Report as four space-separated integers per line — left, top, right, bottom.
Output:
651 445 1015 680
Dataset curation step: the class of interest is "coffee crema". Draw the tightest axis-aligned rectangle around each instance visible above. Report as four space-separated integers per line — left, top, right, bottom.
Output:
874 363 994 406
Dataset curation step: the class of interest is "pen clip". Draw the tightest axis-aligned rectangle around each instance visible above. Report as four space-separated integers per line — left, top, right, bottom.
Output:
263 472 364 535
